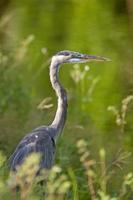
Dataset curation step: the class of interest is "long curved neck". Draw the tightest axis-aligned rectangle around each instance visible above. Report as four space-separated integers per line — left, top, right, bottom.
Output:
49 57 67 140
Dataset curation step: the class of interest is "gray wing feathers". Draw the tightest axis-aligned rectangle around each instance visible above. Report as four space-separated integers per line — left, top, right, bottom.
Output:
10 133 55 171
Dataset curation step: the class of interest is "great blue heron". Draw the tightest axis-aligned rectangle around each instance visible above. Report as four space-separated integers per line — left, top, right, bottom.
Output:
10 50 110 172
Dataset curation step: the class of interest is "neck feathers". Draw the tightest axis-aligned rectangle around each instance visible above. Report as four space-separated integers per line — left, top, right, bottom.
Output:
50 57 67 140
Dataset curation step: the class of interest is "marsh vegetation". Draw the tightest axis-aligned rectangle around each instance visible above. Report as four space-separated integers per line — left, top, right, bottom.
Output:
0 0 133 199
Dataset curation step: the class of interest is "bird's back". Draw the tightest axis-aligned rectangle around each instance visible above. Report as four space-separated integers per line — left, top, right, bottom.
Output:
10 126 56 171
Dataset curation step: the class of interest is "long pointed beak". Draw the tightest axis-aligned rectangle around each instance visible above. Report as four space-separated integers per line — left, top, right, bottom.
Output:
69 52 111 63
80 54 111 62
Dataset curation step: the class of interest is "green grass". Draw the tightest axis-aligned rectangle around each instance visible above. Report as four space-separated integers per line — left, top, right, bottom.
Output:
0 138 132 200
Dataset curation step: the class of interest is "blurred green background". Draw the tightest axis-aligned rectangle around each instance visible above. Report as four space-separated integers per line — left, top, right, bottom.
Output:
0 0 133 198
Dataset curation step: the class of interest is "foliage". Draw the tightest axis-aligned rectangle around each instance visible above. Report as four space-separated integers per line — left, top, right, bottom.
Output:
0 141 132 200
0 35 33 117
108 95 133 133
0 0 133 199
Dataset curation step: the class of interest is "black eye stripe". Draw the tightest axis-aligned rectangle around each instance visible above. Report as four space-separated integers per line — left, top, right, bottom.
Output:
56 50 82 57
56 51 70 56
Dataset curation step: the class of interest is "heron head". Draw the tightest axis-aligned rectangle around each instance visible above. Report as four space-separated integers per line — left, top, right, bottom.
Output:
53 50 111 64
